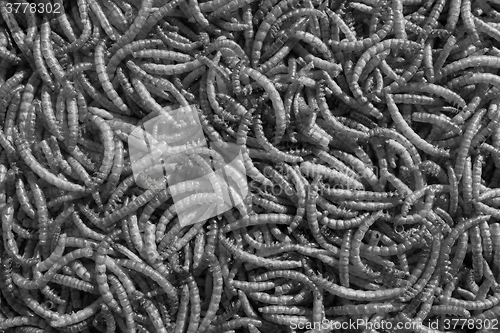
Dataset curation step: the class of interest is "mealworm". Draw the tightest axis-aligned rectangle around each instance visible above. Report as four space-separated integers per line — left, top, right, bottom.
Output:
86 114 115 186
109 0 153 53
139 57 203 76
454 108 488 183
308 177 345 258
155 25 203 53
0 0 29 55
251 0 299 66
71 210 104 242
95 41 129 114
412 112 462 136
172 284 190 333
312 269 406 301
220 234 301 269
33 35 56 91
222 214 294 233
401 234 441 302
102 185 164 229
115 259 178 314
50 298 103 327
253 117 302 163
439 291 500 311
338 229 352 288
132 291 169 333
0 69 29 107
395 82 466 108
14 133 86 192
240 65 286 144
13 247 94 291
88 0 119 40
440 55 500 80
107 38 164 79
352 39 419 93
105 275 133 331
276 8 326 36
36 233 67 272
128 62 189 107
132 49 193 62
41 18 76 98
386 93 450 158
469 224 484 283
0 314 50 331
180 275 200 333
293 31 332 60
15 177 35 219
316 85 368 140
300 161 364 190
3 200 39 267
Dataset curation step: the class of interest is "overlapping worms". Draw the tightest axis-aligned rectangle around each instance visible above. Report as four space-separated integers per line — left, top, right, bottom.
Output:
0 0 500 332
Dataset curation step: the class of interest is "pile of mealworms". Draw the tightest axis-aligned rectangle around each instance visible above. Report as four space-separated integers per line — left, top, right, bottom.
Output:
2 0 500 332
